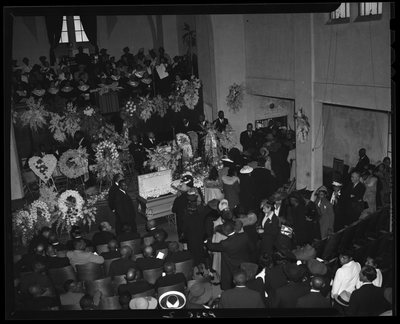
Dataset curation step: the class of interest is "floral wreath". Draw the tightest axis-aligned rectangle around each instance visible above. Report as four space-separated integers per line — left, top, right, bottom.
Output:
176 133 193 159
95 140 120 161
29 199 52 224
58 148 89 179
226 82 245 113
58 190 85 229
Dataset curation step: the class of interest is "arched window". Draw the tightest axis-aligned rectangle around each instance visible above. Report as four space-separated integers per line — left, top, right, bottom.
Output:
59 16 89 44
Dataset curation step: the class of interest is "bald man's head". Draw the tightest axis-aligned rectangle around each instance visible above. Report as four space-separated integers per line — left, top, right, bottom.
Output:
164 261 176 275
168 241 180 253
233 269 247 286
108 239 118 250
143 246 154 257
120 246 132 258
28 283 44 297
310 276 325 290
154 230 165 242
146 219 156 231
35 243 45 255
125 268 137 282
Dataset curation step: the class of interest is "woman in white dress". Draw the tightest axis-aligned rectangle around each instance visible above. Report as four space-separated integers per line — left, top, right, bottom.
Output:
360 168 378 219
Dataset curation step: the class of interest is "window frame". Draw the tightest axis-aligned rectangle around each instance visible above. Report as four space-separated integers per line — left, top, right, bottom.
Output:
59 15 90 45
326 3 351 25
355 2 383 22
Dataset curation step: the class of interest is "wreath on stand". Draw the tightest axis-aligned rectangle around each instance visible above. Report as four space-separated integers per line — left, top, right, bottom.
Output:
226 83 245 113
58 148 89 179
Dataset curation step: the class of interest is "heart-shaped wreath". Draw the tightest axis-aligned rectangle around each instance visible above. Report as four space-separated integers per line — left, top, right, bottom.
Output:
28 154 58 182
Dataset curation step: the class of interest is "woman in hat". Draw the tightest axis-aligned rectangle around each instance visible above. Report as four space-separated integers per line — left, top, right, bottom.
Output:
314 186 335 240
359 166 378 219
221 167 241 209
203 166 224 204
257 199 280 256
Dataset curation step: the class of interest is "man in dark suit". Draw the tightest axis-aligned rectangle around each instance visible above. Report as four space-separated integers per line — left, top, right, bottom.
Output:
27 226 51 254
116 222 141 245
114 179 138 236
251 157 278 210
296 276 331 308
343 171 366 225
218 269 265 308
142 131 157 151
108 246 139 280
91 221 117 248
15 243 49 279
176 117 195 134
117 268 154 296
153 261 187 293
47 232 68 253
100 239 121 260
136 246 165 272
240 123 259 153
196 113 209 156
353 148 370 174
213 110 229 133
128 134 145 175
142 219 169 243
44 245 70 270
269 263 309 308
164 241 193 264
107 173 124 214
150 230 170 253
347 265 386 316
206 222 256 291
74 46 91 68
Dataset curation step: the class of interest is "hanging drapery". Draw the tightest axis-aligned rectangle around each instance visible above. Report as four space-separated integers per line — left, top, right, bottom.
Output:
80 15 99 55
44 15 63 66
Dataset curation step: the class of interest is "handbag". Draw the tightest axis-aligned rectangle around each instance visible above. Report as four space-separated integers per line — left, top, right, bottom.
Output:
280 224 294 238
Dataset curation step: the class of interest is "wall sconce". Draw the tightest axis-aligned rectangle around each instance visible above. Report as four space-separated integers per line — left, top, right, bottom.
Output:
270 103 275 109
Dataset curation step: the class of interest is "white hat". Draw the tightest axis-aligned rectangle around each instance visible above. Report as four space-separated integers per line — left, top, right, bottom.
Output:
158 291 186 309
240 166 253 174
221 156 233 163
218 199 229 211
332 181 343 187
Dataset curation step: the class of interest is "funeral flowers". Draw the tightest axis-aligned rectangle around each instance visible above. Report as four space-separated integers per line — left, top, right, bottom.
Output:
18 97 49 132
58 148 89 179
176 133 193 159
226 82 245 113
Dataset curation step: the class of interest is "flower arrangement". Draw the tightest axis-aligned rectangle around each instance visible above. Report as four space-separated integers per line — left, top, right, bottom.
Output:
294 108 310 143
120 100 140 128
144 144 182 172
90 140 123 187
176 133 193 159
217 123 237 150
168 76 201 111
38 183 59 212
17 97 49 132
58 148 89 179
92 81 124 96
226 82 245 113
153 95 169 118
182 157 209 188
79 105 104 139
12 209 36 247
204 126 222 166
55 190 91 232
137 94 156 122
48 102 81 143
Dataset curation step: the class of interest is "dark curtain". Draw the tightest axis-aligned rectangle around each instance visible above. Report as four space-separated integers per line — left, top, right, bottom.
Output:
80 15 99 55
44 15 63 66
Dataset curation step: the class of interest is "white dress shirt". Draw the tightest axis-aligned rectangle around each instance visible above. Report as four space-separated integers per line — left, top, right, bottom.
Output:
331 260 361 298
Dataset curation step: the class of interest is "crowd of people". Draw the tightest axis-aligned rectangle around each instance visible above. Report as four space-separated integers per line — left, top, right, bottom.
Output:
12 45 191 107
13 115 393 314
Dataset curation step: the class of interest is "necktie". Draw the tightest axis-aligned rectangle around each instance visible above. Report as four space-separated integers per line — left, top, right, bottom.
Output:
249 132 251 138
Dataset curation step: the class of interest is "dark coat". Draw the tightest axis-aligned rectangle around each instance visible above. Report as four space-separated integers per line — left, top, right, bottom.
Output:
296 291 332 308
118 280 153 296
108 258 139 279
27 234 50 254
182 205 208 267
264 265 288 297
116 231 141 245
136 256 165 272
219 286 265 308
172 193 189 239
240 130 259 152
142 136 157 151
154 272 187 291
176 121 196 134
14 253 48 278
269 281 310 308
354 155 370 174
128 141 145 173
91 231 116 247
207 232 256 290
343 181 367 225
164 250 193 264
107 183 120 212
348 283 386 316
213 118 229 133
259 213 280 256
290 203 308 246
238 173 256 210
252 167 278 209
100 250 121 260
114 188 137 235
45 256 71 270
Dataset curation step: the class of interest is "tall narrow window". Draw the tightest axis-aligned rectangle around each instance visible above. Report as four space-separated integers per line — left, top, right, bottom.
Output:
330 3 350 19
359 2 382 16
60 16 69 44
73 16 89 43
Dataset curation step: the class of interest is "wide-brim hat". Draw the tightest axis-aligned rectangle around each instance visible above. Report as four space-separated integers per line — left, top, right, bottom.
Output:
158 291 186 309
335 291 351 307
240 166 253 174
221 156 234 163
208 199 220 211
315 185 328 195
218 199 229 212
307 258 327 275
187 282 213 305
269 191 288 202
260 199 275 209
181 174 194 184
332 181 343 187
129 296 158 309
282 263 307 281
274 241 297 260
